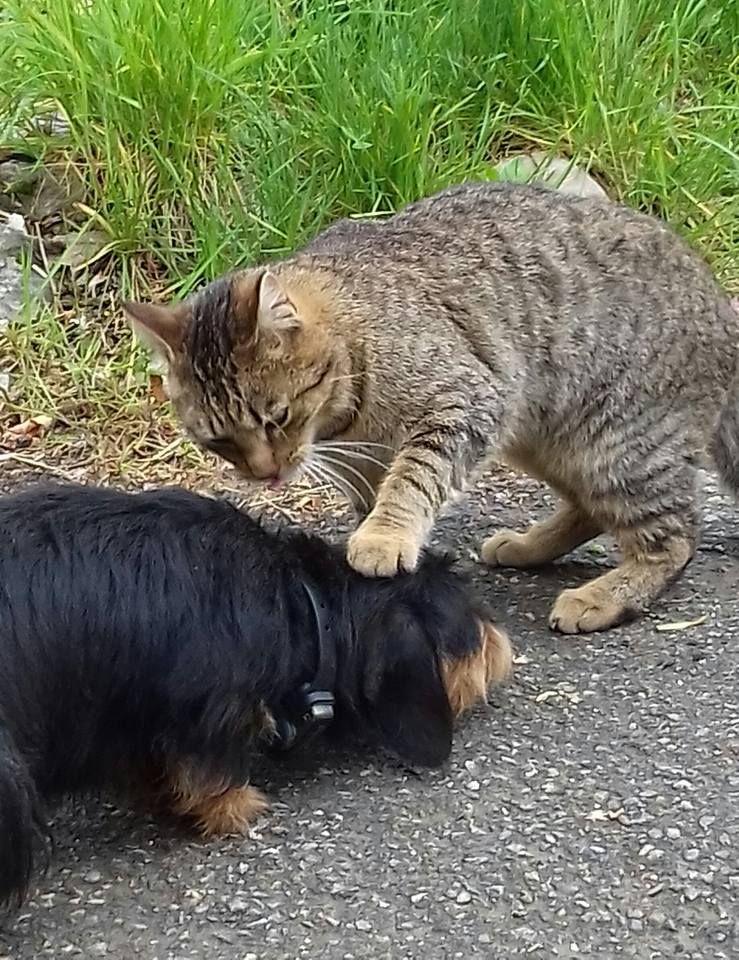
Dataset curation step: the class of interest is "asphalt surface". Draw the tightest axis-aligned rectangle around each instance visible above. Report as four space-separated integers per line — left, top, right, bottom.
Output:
0 467 737 960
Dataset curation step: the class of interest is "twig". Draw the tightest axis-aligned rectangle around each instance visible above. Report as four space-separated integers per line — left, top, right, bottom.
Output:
147 436 185 463
0 451 82 482
32 223 56 302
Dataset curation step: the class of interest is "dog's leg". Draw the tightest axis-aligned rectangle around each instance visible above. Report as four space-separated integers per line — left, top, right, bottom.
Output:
167 764 269 837
187 784 269 838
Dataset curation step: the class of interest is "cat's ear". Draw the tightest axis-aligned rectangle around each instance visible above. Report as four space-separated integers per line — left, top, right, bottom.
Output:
256 271 302 335
230 271 301 344
124 301 190 364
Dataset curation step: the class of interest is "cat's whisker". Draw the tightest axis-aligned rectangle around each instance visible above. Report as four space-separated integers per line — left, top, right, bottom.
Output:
316 444 389 473
303 462 333 494
315 451 377 502
318 440 396 453
303 460 327 491
312 457 370 509
308 458 369 511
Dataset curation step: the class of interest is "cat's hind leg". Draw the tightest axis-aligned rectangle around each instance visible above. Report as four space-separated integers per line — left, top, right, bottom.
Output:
482 502 601 568
548 459 699 634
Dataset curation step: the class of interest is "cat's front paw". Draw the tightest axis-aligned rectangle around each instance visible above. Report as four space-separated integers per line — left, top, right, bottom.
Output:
347 526 420 577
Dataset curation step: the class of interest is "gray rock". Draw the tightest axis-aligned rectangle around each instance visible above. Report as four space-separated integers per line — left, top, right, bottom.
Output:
0 214 48 330
494 151 608 199
0 159 40 214
0 213 28 257
28 163 85 220
43 228 110 271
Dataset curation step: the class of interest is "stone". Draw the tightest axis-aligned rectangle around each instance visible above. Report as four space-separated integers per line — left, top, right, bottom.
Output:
0 213 50 329
0 159 39 214
45 229 110 271
0 214 28 257
494 151 608 199
28 163 86 220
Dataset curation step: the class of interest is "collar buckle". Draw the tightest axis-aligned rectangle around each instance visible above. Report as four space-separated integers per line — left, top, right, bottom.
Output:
304 688 335 726
271 685 335 754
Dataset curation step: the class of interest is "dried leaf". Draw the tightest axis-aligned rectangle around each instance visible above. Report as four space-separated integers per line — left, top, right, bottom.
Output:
149 375 167 404
536 688 581 704
655 615 707 633
586 807 625 824
8 414 54 439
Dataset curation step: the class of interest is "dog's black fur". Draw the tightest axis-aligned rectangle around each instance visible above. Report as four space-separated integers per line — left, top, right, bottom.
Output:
0 483 492 906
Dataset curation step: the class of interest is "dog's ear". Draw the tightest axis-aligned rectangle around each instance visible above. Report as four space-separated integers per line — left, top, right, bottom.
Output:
364 609 453 767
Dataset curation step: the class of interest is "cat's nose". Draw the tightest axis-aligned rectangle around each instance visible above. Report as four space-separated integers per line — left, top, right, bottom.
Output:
248 448 279 480
250 466 280 482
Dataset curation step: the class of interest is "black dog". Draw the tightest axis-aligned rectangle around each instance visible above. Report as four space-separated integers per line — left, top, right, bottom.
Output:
0 483 511 906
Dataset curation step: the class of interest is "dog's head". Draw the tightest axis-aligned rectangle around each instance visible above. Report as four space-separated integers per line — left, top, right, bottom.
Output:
350 557 511 767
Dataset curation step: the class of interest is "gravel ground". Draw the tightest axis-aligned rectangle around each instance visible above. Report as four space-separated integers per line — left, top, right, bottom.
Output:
0 466 737 960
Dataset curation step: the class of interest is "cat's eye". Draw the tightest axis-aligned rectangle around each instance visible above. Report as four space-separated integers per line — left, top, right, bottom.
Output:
203 437 242 463
295 363 332 398
270 407 290 429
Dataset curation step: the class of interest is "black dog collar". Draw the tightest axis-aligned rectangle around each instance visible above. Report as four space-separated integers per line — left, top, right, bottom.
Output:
270 580 336 753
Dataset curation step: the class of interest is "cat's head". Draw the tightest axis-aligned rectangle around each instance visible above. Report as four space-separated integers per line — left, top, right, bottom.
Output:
125 270 355 485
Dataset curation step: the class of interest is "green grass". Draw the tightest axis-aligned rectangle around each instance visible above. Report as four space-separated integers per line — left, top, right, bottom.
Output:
0 0 738 465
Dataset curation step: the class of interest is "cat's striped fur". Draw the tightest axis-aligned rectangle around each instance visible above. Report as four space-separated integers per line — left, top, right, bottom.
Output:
125 182 739 633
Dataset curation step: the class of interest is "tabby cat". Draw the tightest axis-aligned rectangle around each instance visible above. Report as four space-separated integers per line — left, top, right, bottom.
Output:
125 182 739 634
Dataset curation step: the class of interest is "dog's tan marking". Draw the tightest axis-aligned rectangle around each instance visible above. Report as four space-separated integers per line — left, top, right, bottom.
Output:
189 785 270 837
169 764 269 836
442 620 512 716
